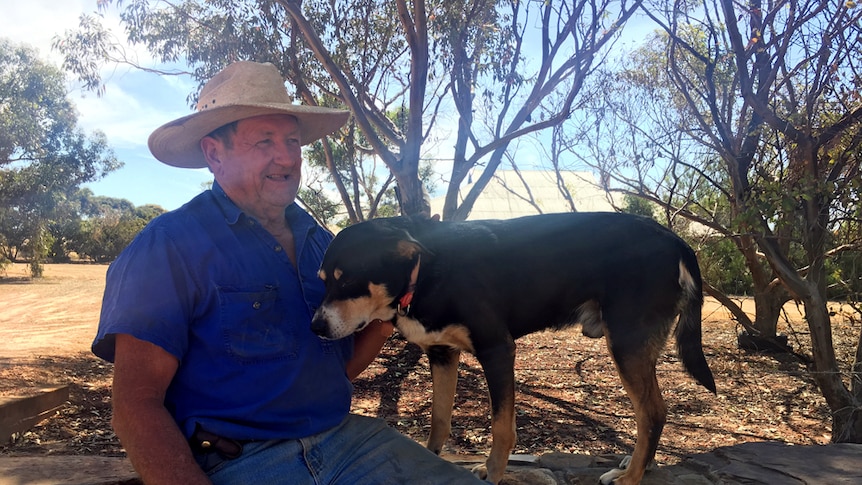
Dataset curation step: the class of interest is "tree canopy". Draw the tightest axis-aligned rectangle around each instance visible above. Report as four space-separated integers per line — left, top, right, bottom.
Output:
559 0 862 440
55 0 643 221
0 39 122 274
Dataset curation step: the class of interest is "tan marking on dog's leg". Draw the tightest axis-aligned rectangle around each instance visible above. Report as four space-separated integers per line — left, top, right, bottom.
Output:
474 397 516 484
605 343 666 485
396 318 475 354
427 350 460 455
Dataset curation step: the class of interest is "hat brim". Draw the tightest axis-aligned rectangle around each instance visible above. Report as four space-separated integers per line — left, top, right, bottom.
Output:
148 103 350 169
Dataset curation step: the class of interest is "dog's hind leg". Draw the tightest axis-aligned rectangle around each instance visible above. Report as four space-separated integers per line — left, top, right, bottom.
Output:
601 338 667 485
426 345 461 455
473 342 517 484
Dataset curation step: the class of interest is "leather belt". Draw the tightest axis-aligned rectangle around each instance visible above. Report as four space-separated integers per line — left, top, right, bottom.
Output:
190 427 246 460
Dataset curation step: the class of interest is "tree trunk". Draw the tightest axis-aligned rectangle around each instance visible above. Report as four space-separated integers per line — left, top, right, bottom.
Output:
803 291 862 442
751 283 788 337
853 324 862 401
737 286 792 353
737 234 787 337
731 234 790 350
394 171 431 217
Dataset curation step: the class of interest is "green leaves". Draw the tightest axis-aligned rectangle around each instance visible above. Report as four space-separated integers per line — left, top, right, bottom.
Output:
0 39 122 271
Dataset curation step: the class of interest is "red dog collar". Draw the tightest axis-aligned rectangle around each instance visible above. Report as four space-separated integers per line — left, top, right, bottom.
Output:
397 256 420 315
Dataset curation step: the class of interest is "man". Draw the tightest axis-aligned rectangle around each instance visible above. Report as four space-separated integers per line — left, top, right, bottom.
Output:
92 61 482 484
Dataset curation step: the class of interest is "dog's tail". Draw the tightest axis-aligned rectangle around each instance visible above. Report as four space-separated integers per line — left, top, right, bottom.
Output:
675 249 717 394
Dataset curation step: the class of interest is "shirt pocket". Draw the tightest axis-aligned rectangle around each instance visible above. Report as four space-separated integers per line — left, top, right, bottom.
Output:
217 285 298 363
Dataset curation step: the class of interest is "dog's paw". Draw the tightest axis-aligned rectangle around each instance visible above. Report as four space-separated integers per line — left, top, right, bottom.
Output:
617 455 632 469
470 463 489 480
598 468 625 485
597 455 631 485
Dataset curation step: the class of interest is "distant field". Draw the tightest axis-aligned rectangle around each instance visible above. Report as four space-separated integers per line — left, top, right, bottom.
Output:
0 263 109 359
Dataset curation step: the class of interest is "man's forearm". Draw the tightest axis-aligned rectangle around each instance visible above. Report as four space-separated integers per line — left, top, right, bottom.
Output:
113 399 211 484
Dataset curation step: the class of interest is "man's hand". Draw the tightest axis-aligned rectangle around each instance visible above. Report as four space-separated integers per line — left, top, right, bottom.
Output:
346 319 394 380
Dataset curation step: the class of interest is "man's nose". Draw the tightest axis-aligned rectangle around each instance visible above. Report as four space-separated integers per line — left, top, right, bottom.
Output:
274 145 301 166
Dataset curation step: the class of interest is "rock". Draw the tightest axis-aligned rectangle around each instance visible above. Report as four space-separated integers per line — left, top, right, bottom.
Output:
537 451 595 469
501 467 558 485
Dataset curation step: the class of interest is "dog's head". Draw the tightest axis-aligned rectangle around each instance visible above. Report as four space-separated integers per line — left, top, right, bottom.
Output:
311 217 429 339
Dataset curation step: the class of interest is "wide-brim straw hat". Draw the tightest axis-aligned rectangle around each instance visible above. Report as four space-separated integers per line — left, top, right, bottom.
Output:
148 61 350 169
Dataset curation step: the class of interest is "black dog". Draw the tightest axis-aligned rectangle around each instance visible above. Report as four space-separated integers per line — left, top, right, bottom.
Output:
311 212 716 485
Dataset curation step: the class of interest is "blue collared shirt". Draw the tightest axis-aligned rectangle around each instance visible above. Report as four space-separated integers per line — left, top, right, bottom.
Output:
93 183 354 440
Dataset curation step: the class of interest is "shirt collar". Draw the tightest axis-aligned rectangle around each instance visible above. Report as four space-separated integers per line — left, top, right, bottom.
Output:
210 180 320 234
211 181 243 225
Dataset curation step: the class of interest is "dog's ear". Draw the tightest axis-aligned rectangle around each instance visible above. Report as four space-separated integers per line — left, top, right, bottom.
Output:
396 238 426 259
404 213 441 224
380 218 432 259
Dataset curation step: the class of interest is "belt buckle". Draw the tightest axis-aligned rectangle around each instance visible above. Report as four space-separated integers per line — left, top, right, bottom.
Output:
192 429 244 460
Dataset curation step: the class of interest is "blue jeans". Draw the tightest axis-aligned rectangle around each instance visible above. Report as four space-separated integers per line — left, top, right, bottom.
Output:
194 414 485 484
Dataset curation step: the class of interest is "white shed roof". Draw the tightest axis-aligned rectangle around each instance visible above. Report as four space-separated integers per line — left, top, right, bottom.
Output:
430 170 615 220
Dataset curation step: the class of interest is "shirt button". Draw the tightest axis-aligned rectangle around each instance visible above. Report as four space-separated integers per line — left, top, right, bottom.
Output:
253 301 261 309
274 245 283 252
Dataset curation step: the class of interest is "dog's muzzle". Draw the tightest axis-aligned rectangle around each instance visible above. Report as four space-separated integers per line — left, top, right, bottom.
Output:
310 307 358 340
310 312 333 339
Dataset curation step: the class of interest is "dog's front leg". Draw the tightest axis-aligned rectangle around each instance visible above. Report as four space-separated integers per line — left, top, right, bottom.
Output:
426 345 461 455
474 344 517 484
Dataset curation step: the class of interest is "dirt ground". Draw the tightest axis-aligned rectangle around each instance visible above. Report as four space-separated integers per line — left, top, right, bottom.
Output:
1 263 860 465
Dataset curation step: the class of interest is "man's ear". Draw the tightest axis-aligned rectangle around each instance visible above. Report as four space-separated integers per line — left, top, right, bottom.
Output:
200 136 223 175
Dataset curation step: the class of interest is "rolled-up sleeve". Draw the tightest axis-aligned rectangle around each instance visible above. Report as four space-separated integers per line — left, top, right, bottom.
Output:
92 223 196 363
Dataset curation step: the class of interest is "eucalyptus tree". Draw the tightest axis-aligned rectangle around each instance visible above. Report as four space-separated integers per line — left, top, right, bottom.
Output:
661 0 862 441
572 27 796 342
581 0 862 441
0 39 120 275
55 0 643 220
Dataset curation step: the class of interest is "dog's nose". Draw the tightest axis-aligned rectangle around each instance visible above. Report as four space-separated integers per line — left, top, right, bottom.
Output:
310 314 329 338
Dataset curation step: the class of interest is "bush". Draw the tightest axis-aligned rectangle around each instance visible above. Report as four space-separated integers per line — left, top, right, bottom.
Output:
696 236 753 296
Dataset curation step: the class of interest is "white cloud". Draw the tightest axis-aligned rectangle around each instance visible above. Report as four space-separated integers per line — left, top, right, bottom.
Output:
3 0 171 141
72 72 187 149
3 1 90 61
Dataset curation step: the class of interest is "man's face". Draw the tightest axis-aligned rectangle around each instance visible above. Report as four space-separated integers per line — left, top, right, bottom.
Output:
202 114 303 217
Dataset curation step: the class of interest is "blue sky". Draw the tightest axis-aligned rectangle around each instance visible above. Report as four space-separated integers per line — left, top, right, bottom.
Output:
2 1 214 211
